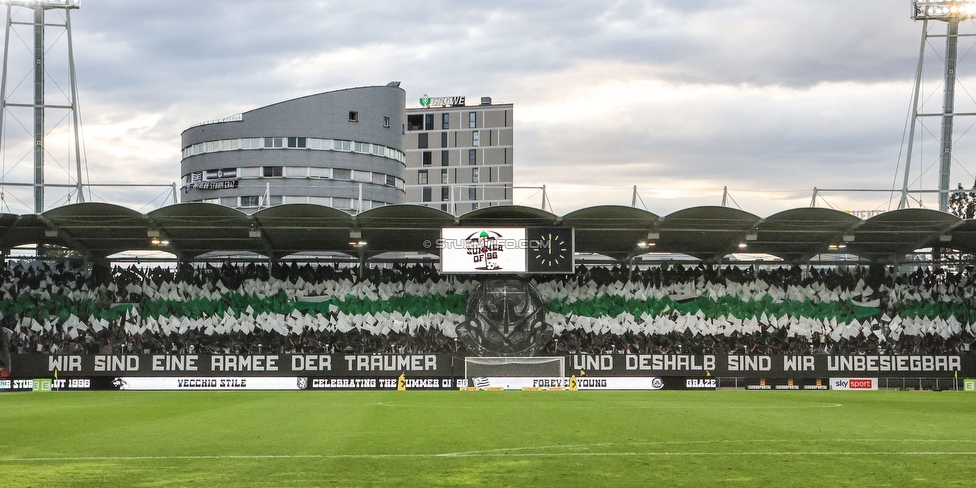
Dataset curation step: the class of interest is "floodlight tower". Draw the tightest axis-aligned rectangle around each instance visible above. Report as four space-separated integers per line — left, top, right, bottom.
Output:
0 0 82 214
900 1 976 212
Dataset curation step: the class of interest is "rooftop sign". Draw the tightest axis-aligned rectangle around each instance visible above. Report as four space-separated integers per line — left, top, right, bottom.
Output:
419 94 465 108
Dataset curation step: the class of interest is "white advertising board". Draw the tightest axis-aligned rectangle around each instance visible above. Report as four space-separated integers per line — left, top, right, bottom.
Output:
470 376 665 390
112 377 306 391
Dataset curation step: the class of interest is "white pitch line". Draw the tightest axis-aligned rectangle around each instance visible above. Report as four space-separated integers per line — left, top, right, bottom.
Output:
435 438 976 456
2 455 327 462
5 450 976 462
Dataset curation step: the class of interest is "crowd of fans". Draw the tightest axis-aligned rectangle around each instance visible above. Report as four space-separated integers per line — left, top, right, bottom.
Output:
1 259 974 358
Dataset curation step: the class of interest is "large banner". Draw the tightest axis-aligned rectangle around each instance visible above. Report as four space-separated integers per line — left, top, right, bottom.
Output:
10 353 457 378
566 354 972 378
7 353 974 380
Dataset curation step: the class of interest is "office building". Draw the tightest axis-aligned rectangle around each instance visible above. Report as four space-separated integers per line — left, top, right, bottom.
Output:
403 95 513 214
180 84 406 213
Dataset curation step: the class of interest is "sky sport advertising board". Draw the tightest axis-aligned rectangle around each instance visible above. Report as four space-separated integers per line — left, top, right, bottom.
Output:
440 227 575 274
830 378 879 390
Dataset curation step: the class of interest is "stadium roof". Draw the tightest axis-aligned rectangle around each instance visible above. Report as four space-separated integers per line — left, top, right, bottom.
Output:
0 202 971 264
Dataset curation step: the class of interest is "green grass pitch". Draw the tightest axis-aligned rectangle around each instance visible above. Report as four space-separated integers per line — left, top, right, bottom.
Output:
1 389 974 487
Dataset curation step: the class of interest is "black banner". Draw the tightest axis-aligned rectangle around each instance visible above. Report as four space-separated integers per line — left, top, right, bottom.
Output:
188 179 239 190
6 353 974 379
566 354 973 378
9 354 460 378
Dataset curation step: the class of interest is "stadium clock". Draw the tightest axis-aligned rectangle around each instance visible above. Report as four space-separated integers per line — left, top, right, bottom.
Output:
527 227 574 273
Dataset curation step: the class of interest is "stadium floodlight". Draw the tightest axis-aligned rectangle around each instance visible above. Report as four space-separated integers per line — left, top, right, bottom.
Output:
0 1 79 8
913 1 976 21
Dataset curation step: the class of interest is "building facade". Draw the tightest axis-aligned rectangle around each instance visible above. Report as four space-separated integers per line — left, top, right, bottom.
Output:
180 85 406 214
403 96 513 214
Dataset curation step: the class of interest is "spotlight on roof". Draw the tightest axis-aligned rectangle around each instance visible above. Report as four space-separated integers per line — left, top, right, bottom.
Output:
913 1 976 21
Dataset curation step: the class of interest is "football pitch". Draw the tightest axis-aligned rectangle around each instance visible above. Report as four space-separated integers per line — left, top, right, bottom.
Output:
1 390 974 487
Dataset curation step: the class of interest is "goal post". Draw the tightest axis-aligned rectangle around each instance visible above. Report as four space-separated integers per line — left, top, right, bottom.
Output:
463 356 566 389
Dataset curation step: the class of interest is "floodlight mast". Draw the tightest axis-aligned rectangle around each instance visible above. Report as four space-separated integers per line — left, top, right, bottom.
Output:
901 1 976 212
0 0 82 214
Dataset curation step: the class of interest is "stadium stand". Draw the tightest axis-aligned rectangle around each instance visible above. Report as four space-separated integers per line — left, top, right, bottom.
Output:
2 260 974 359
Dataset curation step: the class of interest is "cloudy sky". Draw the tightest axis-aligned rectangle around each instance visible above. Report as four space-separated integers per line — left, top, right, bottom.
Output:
1 0 974 217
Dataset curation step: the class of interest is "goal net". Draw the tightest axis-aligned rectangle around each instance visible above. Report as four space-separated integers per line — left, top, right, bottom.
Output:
463 356 566 389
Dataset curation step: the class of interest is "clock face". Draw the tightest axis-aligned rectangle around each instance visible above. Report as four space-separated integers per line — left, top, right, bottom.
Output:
527 227 574 273
532 232 569 267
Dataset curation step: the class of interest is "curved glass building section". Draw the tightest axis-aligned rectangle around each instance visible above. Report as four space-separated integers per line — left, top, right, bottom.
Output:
181 85 406 213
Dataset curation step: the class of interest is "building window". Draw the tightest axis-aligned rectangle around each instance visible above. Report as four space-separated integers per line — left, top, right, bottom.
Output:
469 187 477 201
333 168 351 180
471 202 479 210
472 168 479 183
418 133 428 149
425 113 434 131
441 150 449 166
441 187 449 201
441 203 448 212
422 151 432 166
348 111 358 122
383 116 390 128
287 137 307 148
240 196 261 208
264 137 283 148
407 114 423 131
418 170 428 185
472 131 480 147
441 131 448 148
469 112 476 128
468 149 476 165
441 169 448 184
442 113 450 129
386 175 396 186
422 187 432 202
263 166 283 177
269 195 283 206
